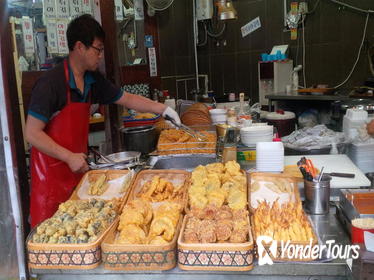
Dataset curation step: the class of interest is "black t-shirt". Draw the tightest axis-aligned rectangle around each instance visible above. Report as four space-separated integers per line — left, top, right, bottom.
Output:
28 61 123 123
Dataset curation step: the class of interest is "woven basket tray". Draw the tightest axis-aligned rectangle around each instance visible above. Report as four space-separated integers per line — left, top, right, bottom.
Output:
101 217 183 270
247 172 302 212
251 215 319 262
177 216 254 271
27 170 135 270
248 172 318 262
70 169 135 209
27 217 118 270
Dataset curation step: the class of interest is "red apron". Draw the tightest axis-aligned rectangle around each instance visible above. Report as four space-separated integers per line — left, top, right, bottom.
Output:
30 59 91 227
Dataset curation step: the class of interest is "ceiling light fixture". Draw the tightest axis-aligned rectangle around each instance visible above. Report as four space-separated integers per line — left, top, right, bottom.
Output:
215 0 237 20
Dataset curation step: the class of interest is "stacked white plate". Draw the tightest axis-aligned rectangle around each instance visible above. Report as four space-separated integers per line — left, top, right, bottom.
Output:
347 141 374 173
256 142 284 172
209 109 227 125
240 125 273 147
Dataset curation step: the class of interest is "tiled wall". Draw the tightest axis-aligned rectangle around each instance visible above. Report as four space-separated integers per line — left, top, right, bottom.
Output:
157 0 374 102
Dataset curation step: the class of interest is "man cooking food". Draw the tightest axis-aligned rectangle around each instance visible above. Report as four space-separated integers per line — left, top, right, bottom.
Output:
25 14 180 227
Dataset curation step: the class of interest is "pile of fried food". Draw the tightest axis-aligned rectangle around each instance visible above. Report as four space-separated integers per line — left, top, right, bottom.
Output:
88 174 109 195
136 175 184 203
189 161 247 210
183 205 249 243
250 176 295 193
32 198 120 244
116 199 182 245
253 200 315 242
87 173 131 196
157 129 216 155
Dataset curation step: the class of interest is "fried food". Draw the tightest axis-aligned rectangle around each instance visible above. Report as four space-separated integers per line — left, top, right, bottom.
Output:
88 174 108 195
32 198 120 244
183 205 249 244
137 176 184 203
250 175 296 195
120 171 134 193
116 200 182 245
215 220 233 241
189 161 247 210
227 187 247 210
157 129 216 155
127 199 153 224
118 224 146 244
253 200 315 242
149 216 175 241
148 235 169 245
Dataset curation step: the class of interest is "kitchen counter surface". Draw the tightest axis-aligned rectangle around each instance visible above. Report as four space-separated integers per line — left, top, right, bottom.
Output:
30 206 352 280
285 154 371 188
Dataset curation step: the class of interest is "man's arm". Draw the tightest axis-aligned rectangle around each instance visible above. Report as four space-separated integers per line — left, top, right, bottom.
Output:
115 92 181 125
25 115 88 173
115 92 166 114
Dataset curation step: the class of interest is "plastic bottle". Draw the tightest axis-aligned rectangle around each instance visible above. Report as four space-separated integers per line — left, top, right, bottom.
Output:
292 71 299 93
330 142 338 155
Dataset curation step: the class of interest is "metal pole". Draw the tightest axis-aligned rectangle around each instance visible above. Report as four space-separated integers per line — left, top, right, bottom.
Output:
0 41 26 280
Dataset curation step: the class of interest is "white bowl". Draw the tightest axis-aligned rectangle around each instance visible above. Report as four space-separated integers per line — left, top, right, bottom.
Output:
209 109 227 124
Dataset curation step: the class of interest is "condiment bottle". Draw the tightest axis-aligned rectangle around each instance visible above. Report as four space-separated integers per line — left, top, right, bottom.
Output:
222 128 237 163
227 108 237 126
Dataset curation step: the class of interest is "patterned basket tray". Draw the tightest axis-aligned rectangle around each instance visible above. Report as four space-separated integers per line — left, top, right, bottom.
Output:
27 218 118 270
101 169 190 270
177 216 254 271
27 170 135 270
101 217 183 270
70 169 135 210
248 172 318 262
247 172 302 212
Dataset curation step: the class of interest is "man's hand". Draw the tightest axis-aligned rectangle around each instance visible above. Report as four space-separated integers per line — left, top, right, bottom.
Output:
66 153 89 173
162 106 181 126
367 120 374 136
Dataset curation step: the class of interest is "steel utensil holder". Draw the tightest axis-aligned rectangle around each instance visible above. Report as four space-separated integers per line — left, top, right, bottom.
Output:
304 174 332 215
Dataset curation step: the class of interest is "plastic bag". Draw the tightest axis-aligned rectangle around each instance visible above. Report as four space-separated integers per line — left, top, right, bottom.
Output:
298 109 319 128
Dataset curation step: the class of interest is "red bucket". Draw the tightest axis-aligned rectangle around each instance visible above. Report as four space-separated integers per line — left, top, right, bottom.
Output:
351 225 374 244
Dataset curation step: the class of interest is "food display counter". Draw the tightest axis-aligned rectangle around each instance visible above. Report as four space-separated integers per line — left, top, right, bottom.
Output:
30 206 352 280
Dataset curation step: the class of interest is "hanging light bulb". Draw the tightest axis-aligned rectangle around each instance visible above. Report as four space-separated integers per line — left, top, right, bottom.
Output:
215 0 237 20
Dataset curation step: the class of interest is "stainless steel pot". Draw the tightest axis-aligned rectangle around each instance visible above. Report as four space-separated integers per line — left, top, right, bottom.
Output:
120 125 157 154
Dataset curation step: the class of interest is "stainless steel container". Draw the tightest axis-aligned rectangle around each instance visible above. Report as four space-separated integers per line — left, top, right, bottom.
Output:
365 172 374 189
120 125 157 155
304 174 332 215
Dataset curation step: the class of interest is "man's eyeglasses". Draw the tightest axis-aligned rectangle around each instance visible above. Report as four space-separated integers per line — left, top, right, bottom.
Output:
90 45 104 55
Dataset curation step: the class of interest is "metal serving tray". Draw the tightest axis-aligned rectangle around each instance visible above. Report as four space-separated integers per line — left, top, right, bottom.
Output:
339 189 374 221
147 154 217 171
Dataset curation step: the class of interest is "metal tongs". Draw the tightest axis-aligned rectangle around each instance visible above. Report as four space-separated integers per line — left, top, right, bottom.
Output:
88 146 115 164
164 115 207 141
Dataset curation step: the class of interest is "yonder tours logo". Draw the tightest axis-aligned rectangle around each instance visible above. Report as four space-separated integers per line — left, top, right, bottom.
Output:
257 235 360 265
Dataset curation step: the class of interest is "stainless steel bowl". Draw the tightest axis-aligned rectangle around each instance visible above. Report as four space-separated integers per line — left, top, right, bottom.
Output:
97 151 141 164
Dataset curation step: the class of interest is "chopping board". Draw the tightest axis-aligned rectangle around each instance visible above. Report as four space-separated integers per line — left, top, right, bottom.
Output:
284 155 371 188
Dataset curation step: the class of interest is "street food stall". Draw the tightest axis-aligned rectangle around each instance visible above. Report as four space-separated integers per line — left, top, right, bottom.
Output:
1 1 374 280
